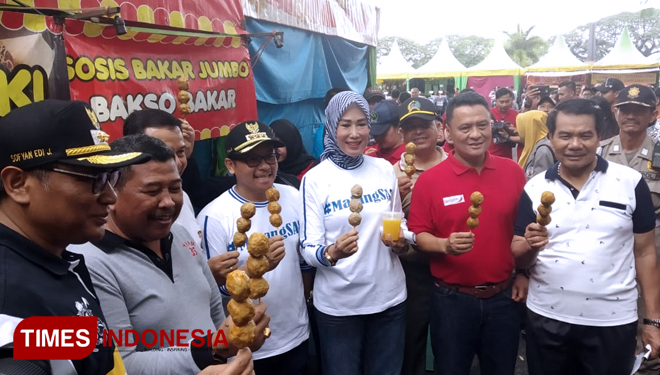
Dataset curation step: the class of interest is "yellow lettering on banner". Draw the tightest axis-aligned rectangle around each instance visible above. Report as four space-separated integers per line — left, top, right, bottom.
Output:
32 69 45 102
75 56 95 81
0 67 48 116
170 62 184 79
67 56 129 82
182 61 195 79
199 61 251 80
131 60 195 81
66 55 75 80
145 60 160 79
157 60 174 79
238 61 250 78
0 70 32 114
115 59 129 80
132 59 146 80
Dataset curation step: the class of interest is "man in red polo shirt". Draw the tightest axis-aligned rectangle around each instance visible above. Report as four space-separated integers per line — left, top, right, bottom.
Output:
490 87 520 159
408 91 527 375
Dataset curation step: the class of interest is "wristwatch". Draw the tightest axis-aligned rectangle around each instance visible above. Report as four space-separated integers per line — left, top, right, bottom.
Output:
323 247 337 266
515 268 531 278
403 230 417 246
643 318 660 328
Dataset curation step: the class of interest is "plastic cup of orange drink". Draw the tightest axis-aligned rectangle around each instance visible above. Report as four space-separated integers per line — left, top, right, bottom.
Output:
382 212 403 241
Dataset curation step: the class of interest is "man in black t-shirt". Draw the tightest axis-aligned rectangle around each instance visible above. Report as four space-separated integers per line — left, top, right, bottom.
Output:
0 100 150 374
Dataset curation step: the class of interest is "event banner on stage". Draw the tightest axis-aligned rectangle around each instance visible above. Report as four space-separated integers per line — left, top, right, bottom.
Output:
63 19 257 141
0 11 69 117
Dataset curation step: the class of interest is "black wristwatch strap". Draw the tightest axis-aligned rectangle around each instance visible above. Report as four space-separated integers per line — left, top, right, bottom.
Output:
643 318 660 328
515 268 531 278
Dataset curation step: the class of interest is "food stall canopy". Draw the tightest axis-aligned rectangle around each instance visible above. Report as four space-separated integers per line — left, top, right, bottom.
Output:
593 27 659 71
376 40 416 80
527 35 589 73
410 37 466 79
466 39 524 76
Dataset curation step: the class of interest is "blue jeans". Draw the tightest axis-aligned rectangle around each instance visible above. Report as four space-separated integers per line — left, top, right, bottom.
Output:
315 302 406 375
253 339 308 375
429 282 520 375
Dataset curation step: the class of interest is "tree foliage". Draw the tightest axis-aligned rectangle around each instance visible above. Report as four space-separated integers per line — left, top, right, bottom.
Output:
376 37 441 69
504 25 549 67
447 35 493 68
377 35 492 69
377 8 660 69
563 8 660 61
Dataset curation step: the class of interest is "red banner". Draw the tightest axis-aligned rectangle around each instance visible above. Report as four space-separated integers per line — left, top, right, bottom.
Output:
526 74 588 86
63 19 257 141
0 0 245 34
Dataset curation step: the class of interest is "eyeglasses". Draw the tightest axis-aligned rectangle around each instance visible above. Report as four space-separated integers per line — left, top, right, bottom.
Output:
234 153 278 168
49 168 121 194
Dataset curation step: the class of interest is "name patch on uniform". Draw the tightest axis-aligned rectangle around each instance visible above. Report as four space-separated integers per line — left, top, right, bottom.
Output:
443 194 465 206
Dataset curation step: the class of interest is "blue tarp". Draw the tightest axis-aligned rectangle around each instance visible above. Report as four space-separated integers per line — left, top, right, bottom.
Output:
246 18 370 157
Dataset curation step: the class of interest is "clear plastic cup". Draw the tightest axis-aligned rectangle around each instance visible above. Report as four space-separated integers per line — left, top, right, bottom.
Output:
382 212 403 241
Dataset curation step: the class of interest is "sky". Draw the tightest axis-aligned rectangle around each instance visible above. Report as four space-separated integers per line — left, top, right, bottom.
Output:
372 0 660 43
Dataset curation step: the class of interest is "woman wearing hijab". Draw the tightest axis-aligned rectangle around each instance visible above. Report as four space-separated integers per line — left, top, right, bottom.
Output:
270 119 319 180
299 91 408 375
517 110 555 179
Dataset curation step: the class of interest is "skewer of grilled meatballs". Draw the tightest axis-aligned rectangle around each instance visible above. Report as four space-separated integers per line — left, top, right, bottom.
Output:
537 191 555 226
349 185 363 228
467 191 483 230
226 201 272 349
266 187 282 229
176 76 191 117
404 142 417 177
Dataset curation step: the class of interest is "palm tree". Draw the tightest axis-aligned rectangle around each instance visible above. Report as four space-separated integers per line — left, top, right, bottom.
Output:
504 25 549 67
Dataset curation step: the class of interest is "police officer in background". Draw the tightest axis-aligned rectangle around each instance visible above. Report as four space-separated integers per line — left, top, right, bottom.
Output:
599 85 660 375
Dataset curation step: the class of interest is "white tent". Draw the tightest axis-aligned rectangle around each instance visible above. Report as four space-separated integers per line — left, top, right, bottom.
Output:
593 27 659 70
466 39 524 76
527 35 589 74
410 38 466 78
376 40 416 80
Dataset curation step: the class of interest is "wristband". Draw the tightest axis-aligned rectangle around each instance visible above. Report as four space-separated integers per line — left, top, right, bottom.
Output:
643 318 660 328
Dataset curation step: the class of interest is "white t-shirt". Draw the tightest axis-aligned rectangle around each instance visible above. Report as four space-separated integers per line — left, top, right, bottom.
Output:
515 159 656 326
175 191 203 250
300 156 407 316
197 184 310 360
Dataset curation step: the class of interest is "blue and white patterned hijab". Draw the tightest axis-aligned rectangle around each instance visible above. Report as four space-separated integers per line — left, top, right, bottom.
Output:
321 91 371 170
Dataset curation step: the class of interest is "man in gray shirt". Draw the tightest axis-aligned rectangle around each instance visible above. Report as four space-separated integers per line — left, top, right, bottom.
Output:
71 135 269 375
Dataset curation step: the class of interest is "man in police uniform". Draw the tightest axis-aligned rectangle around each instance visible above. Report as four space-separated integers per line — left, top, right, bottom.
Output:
600 85 660 375
0 100 150 374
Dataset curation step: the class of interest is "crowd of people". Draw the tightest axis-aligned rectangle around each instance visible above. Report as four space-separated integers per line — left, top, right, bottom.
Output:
1 77 660 375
